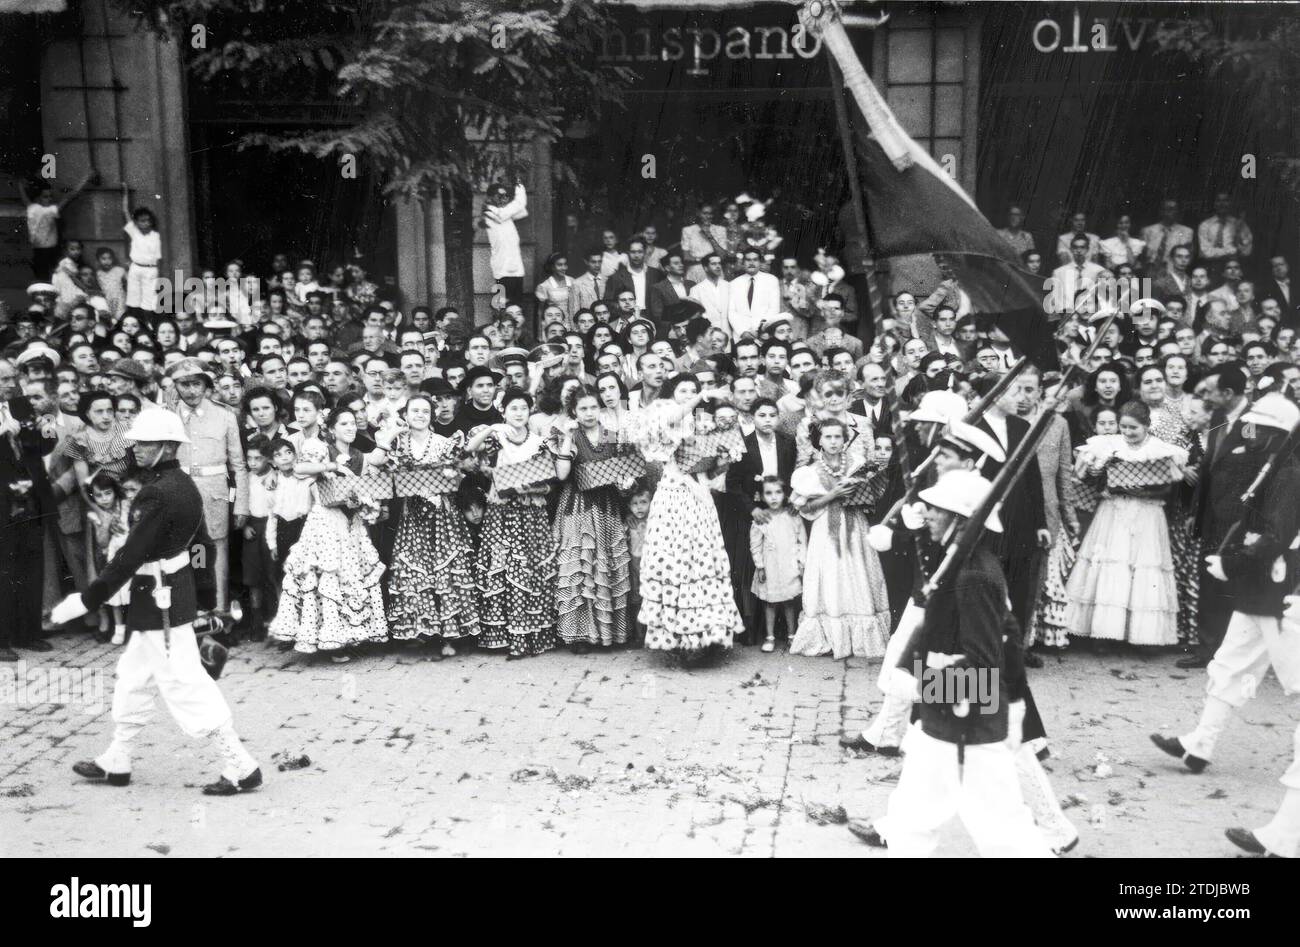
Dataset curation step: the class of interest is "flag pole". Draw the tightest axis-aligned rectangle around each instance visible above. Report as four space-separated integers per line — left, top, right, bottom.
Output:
811 3 912 481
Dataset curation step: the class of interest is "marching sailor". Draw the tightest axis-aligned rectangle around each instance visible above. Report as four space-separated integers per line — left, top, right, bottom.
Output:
873 469 1053 857
845 420 1005 756
1152 392 1300 856
49 410 262 796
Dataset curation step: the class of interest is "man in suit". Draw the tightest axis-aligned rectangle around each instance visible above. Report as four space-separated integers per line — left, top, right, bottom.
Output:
726 397 796 502
688 252 731 335
724 396 796 644
0 395 57 661
1185 266 1215 331
1152 244 1194 305
647 249 695 324
604 236 663 318
971 374 1050 633
1260 255 1297 328
728 248 781 339
1183 363 1252 668
570 248 606 315
849 361 892 436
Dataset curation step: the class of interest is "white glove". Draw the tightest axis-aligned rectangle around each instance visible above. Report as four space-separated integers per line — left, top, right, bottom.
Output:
1006 699 1026 752
867 524 894 552
1204 554 1227 583
900 501 927 531
50 593 89 626
1284 595 1300 621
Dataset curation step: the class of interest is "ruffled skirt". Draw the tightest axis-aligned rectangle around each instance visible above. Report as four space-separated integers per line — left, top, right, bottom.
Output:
1065 496 1178 646
477 498 559 657
1029 529 1077 649
387 495 481 640
270 506 389 653
639 466 743 653
790 506 891 658
553 484 631 647
1168 511 1200 646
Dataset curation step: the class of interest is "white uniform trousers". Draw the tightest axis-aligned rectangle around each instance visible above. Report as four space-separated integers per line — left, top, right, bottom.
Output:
862 601 923 749
96 624 257 782
125 262 159 311
883 726 1055 858
1178 609 1300 857
1181 611 1300 761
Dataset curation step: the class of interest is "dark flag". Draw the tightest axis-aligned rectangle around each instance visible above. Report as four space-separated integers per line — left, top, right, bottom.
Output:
843 75 1058 369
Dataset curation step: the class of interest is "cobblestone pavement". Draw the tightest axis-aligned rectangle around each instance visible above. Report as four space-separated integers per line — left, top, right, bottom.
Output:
0 631 1292 857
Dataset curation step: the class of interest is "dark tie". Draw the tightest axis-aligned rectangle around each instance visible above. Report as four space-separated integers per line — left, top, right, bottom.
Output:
747 276 755 308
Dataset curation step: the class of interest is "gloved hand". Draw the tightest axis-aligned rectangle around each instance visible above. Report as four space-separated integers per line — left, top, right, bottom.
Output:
50 593 89 627
1204 554 1227 583
867 524 893 552
1284 595 1300 621
1006 699 1026 752
900 501 927 530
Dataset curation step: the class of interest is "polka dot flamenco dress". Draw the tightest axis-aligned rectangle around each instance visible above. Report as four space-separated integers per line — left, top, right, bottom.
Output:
385 431 481 642
552 426 632 648
631 404 744 655
475 431 559 658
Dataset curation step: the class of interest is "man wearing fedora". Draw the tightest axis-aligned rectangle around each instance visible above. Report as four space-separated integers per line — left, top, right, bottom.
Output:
170 358 249 616
105 358 164 414
50 411 262 795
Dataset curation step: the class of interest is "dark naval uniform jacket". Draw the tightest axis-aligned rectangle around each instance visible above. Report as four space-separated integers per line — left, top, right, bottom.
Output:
82 459 208 633
912 536 1027 746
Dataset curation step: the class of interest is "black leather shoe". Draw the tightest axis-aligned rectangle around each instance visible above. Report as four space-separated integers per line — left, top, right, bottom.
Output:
1149 733 1208 773
1224 827 1268 855
72 760 130 787
202 767 263 796
847 819 887 848
21 638 54 653
0 647 18 662
1053 834 1080 856
1023 651 1044 669
839 733 901 757
1176 654 1209 669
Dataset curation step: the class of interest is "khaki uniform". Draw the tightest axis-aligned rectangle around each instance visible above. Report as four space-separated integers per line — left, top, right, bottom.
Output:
173 400 248 541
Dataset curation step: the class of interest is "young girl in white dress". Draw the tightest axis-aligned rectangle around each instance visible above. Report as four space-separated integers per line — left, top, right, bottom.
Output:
269 421 389 661
749 476 805 653
1065 401 1186 646
789 418 892 659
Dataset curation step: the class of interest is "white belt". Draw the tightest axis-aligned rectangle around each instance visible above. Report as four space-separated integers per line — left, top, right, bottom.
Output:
134 550 190 578
188 465 227 478
925 651 966 669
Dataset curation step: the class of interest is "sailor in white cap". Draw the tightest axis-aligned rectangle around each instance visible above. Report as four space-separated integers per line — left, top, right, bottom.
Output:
1153 392 1300 857
169 357 249 615
50 410 262 795
871 469 1051 857
853 428 1077 854
853 421 1006 757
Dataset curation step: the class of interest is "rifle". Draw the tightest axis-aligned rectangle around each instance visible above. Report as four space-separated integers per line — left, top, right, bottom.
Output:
1214 420 1300 557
